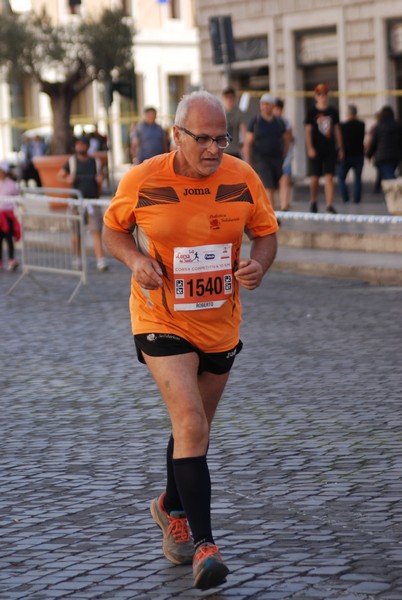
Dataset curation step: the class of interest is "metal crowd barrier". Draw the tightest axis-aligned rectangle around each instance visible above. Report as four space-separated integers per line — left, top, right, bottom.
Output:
275 210 402 225
6 187 88 304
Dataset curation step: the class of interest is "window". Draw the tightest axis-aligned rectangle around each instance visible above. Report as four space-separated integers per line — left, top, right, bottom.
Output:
68 0 81 15
389 21 402 56
234 36 268 62
168 75 187 117
169 0 181 19
296 30 337 66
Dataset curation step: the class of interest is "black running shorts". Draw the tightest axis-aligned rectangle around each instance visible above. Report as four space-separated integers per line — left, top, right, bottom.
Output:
308 153 337 177
134 333 243 375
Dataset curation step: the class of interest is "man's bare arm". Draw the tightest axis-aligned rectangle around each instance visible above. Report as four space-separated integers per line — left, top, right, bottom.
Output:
234 233 277 290
103 224 163 289
305 123 316 158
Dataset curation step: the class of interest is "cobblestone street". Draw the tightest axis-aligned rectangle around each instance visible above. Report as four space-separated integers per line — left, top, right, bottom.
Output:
1 261 402 599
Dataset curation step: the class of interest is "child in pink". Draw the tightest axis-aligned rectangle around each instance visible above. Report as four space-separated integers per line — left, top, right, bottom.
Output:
0 161 20 271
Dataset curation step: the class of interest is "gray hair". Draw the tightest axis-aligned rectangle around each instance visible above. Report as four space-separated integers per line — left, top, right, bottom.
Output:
174 90 226 127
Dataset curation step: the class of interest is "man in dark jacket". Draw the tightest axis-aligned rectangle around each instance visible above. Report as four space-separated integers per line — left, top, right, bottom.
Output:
366 105 402 180
337 105 365 203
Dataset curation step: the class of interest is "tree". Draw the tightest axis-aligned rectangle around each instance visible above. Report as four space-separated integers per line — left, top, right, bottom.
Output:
0 8 134 154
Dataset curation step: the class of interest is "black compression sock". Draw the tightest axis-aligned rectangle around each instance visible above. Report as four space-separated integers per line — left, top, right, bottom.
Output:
173 455 214 546
163 434 183 513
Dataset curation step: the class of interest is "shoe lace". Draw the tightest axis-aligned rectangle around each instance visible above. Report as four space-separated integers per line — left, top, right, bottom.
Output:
167 516 191 543
194 543 219 561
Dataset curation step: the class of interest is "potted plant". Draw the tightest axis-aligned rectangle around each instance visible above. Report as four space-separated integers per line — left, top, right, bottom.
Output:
0 7 135 191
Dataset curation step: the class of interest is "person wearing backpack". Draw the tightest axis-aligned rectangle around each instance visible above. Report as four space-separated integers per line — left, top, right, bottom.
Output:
243 93 289 208
57 135 108 271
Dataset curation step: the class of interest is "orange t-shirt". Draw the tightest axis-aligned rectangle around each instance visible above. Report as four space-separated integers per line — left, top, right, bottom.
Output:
104 151 278 352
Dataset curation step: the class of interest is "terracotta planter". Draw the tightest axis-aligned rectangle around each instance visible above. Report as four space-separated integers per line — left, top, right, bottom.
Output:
32 155 71 209
32 152 109 209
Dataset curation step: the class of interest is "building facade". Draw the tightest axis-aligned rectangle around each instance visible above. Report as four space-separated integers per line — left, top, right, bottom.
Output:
195 0 402 176
0 0 200 166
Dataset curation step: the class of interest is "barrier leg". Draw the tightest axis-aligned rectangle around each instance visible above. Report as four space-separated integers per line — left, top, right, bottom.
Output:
6 270 48 296
67 278 85 304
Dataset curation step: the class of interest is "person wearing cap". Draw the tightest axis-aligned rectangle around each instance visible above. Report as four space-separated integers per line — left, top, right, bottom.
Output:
57 136 108 271
304 83 344 213
0 161 20 271
221 87 247 159
243 93 289 207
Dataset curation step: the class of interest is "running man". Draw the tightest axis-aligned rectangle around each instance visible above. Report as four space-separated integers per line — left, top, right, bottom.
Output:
103 90 278 590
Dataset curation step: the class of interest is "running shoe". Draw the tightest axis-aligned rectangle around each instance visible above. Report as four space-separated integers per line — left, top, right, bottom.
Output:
150 493 194 565
7 258 18 271
97 257 108 271
193 542 229 590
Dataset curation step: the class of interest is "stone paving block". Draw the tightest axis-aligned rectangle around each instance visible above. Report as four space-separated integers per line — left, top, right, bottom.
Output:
349 581 392 593
1 268 402 598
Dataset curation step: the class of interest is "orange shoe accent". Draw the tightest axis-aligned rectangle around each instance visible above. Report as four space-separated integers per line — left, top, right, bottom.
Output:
194 543 220 560
193 543 229 590
150 493 194 565
167 513 191 543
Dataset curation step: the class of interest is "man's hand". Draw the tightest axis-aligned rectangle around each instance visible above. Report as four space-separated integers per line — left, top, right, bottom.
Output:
131 254 163 289
102 225 163 290
234 258 264 290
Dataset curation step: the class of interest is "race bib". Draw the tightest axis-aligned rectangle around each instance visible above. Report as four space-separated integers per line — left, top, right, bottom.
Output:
173 244 233 311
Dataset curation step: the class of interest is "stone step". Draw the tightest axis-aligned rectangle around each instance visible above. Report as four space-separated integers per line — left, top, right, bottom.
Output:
277 228 402 253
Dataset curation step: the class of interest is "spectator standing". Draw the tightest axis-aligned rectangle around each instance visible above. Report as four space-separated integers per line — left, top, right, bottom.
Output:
103 90 278 590
0 161 20 271
366 105 402 181
337 105 366 204
20 134 47 187
304 83 344 213
57 135 108 272
221 86 247 159
273 97 295 210
243 93 289 207
130 107 170 164
88 126 107 155
364 111 382 193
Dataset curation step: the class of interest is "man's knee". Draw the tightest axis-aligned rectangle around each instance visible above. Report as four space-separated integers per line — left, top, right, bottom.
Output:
173 409 209 448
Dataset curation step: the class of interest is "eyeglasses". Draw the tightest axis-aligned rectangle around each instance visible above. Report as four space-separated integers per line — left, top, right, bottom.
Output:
178 126 232 149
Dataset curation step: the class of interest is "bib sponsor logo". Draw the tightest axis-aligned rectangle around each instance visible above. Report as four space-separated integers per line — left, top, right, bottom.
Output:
175 249 200 263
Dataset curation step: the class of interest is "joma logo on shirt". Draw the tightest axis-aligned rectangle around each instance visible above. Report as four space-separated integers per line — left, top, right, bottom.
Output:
183 188 211 196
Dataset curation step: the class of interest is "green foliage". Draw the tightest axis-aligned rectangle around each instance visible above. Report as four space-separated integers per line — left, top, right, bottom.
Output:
79 10 134 80
0 8 134 84
0 8 134 153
